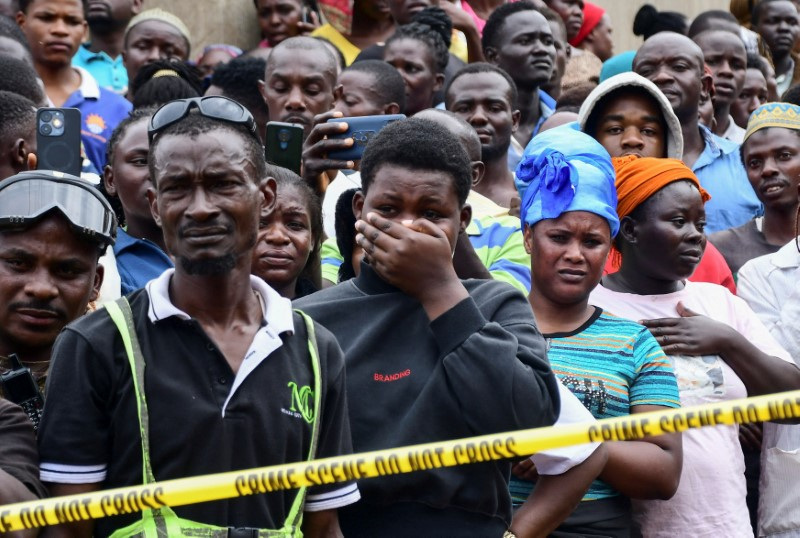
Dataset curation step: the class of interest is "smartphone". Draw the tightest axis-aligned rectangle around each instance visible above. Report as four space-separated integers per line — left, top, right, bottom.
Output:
36 107 82 177
327 114 405 161
0 354 44 431
265 121 304 175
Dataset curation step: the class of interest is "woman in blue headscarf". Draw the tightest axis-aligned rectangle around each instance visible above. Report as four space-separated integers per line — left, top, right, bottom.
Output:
510 126 683 538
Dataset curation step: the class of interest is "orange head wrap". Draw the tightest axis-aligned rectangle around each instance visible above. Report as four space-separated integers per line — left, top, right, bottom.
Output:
612 155 710 220
606 155 710 270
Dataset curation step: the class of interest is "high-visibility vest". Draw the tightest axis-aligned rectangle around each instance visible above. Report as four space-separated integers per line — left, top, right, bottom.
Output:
105 297 322 538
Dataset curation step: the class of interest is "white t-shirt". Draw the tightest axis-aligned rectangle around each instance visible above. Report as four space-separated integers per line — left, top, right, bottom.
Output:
590 281 791 538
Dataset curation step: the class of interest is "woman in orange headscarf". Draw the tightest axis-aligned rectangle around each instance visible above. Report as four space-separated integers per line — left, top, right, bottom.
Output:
590 155 800 537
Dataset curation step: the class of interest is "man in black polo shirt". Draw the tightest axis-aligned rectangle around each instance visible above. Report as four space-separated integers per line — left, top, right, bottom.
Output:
38 97 358 537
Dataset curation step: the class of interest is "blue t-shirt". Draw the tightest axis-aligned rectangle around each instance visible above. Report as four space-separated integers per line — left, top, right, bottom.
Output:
114 229 173 295
693 125 762 234
510 308 680 503
72 44 128 94
65 67 132 172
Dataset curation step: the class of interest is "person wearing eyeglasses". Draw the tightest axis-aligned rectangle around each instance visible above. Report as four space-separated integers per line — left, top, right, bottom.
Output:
37 96 359 538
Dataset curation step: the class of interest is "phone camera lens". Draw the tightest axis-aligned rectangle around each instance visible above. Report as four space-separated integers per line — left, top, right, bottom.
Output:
278 129 291 143
40 111 52 122
40 123 52 135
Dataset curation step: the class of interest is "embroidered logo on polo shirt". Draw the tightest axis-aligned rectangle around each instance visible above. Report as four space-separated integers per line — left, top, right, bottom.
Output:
85 113 107 135
281 381 315 424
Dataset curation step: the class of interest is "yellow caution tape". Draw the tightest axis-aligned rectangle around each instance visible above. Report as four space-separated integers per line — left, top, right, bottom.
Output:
2 389 800 532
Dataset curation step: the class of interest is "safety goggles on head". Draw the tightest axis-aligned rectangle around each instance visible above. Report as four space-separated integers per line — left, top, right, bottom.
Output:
148 96 258 143
0 171 117 249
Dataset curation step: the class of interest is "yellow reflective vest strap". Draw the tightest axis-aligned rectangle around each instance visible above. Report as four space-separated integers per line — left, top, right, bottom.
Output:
104 298 323 537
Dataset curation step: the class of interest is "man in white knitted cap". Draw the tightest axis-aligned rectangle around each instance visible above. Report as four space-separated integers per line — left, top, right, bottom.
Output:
121 8 191 94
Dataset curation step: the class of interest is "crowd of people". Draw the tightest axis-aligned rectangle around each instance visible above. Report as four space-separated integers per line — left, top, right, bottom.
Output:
2 0 800 536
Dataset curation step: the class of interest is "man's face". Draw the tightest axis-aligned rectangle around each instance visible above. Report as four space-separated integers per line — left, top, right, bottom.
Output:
742 127 800 211
696 31 747 109
261 45 336 137
149 130 273 276
256 0 303 48
333 70 387 117
18 0 87 68
731 68 768 128
487 10 555 92
633 33 705 122
0 213 101 357
447 71 519 163
756 1 800 59
122 20 189 84
592 90 666 158
354 163 469 254
85 0 141 32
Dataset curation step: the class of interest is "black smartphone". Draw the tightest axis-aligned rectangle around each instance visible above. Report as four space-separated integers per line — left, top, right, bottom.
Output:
36 107 82 177
327 114 405 161
0 354 44 431
265 121 304 175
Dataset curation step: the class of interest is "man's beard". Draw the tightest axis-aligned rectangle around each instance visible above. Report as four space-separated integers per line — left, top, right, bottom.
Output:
481 138 512 162
179 254 236 276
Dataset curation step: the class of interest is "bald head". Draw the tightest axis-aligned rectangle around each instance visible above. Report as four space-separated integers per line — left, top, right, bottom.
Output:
634 32 705 73
262 36 340 136
415 109 481 161
633 32 706 122
266 36 338 87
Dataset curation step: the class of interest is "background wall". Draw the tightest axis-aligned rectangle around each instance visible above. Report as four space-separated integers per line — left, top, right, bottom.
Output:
594 0 730 53
147 0 733 57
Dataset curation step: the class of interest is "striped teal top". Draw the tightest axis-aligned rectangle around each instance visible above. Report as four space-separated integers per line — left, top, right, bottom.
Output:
510 308 680 503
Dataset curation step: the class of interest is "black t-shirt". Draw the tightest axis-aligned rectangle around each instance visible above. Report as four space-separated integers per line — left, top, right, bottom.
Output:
38 288 356 536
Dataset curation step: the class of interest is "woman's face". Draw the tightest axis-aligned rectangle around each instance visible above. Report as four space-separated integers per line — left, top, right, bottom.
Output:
623 181 707 282
256 0 303 47
384 37 442 116
104 119 153 227
525 211 611 307
252 184 314 297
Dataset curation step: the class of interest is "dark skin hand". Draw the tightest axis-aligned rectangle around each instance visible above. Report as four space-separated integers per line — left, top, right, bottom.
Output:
452 230 492 280
355 211 469 320
739 421 762 452
642 301 800 396
511 445 608 538
513 408 681 501
301 110 354 195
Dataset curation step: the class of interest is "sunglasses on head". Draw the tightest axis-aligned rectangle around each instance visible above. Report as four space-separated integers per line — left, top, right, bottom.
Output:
148 96 258 143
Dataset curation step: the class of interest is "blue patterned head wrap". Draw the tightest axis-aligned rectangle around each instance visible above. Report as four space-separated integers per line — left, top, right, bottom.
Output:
515 124 619 237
